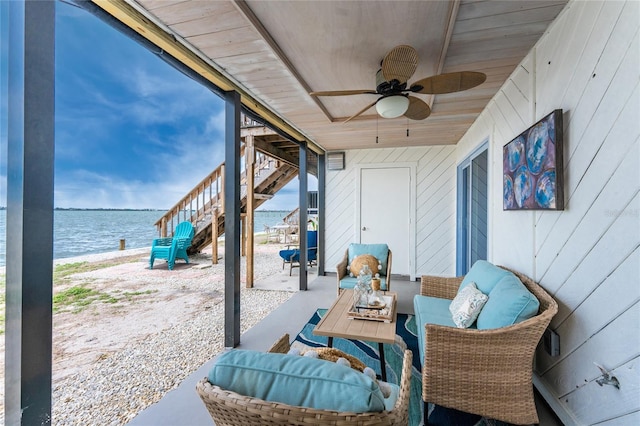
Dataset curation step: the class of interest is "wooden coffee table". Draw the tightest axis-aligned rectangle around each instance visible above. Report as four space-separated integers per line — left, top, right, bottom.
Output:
313 289 397 381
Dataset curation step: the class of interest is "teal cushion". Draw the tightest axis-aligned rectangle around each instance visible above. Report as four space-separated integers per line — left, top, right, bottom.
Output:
348 243 389 275
459 260 512 294
476 274 540 329
208 350 386 413
413 295 476 365
339 276 388 291
383 382 400 411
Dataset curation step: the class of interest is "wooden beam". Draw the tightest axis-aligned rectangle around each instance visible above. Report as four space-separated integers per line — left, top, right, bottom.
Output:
253 138 318 176
253 137 299 168
231 0 336 123
253 193 274 200
212 209 219 264
246 135 255 288
241 215 247 257
428 0 461 108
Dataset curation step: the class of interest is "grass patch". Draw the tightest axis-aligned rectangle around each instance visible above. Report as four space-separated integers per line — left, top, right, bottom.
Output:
53 285 119 313
122 289 156 301
52 285 157 313
54 286 97 312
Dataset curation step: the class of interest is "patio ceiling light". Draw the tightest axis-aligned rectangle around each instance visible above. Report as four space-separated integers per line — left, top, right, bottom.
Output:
375 95 409 119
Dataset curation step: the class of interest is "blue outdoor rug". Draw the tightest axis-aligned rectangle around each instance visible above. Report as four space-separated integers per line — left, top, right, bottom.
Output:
293 309 515 426
293 309 424 425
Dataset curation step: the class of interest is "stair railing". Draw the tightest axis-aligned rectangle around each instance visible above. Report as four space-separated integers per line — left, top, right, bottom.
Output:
154 146 278 239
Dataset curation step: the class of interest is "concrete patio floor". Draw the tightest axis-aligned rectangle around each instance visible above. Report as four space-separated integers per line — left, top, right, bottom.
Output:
127 268 561 426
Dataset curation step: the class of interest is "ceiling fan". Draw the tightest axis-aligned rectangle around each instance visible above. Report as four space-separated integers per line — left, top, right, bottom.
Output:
310 45 486 123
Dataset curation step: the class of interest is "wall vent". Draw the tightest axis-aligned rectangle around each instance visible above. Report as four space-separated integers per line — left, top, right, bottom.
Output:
327 152 345 170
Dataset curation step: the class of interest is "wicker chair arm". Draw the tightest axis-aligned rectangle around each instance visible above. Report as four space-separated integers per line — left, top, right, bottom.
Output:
422 315 551 424
336 249 349 295
420 275 462 299
267 334 291 354
196 379 402 425
337 249 349 280
389 349 412 424
384 250 392 292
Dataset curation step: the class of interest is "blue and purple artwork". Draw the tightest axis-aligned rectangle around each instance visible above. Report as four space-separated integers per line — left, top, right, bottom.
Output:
503 110 564 210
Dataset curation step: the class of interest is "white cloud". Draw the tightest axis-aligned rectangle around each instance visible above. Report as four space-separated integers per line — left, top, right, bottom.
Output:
205 109 225 135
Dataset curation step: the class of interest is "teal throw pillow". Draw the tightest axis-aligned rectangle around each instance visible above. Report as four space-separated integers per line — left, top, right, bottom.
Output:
476 274 540 329
459 260 512 295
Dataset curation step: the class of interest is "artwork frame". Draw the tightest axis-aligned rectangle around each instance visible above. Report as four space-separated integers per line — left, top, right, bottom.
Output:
503 109 564 210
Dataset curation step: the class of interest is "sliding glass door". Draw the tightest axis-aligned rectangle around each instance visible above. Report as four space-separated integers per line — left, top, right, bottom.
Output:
456 145 488 275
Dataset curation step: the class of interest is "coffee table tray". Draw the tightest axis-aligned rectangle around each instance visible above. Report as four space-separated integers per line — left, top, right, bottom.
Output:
347 293 396 323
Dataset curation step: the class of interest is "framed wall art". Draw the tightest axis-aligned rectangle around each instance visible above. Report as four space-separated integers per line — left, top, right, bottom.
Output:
503 109 564 210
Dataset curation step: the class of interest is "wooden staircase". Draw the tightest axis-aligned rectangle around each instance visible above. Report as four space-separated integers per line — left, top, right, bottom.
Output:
153 118 316 254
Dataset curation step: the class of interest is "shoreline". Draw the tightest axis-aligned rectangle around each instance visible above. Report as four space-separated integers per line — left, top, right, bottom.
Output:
0 247 151 275
0 231 275 274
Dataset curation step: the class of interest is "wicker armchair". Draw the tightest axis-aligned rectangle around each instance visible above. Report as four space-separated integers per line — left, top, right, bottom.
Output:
196 334 412 425
337 245 393 296
420 267 558 425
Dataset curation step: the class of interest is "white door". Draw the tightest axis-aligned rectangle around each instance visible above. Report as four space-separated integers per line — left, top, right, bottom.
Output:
359 166 413 277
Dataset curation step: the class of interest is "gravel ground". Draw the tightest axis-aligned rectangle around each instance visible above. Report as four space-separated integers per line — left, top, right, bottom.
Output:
1 242 295 426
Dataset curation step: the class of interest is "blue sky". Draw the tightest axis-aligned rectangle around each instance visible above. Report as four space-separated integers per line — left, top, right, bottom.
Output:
0 1 311 211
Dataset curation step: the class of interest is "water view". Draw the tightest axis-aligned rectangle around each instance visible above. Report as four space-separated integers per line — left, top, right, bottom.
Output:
0 209 290 267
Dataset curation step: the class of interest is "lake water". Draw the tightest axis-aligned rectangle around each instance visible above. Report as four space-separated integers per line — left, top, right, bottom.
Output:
0 209 290 267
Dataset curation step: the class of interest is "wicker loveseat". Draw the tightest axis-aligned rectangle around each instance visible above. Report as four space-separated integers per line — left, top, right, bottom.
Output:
196 334 412 425
416 264 558 425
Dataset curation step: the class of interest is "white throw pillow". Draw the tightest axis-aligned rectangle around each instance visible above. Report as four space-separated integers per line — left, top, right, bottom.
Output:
449 282 489 328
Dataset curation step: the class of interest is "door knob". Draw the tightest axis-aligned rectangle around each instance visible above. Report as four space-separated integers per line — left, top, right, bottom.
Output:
362 226 367 231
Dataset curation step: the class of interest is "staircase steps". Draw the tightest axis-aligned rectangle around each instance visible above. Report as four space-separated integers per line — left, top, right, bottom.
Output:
154 119 313 254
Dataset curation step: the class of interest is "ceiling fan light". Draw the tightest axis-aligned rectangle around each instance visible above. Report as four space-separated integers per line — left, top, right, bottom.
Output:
376 95 409 119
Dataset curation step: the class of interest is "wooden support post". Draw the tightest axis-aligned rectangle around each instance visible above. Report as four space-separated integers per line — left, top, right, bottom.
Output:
212 208 219 264
246 135 255 288
220 164 225 212
241 214 247 257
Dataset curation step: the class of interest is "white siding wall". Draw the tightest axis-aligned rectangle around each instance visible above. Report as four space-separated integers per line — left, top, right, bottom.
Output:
325 146 457 277
455 1 639 424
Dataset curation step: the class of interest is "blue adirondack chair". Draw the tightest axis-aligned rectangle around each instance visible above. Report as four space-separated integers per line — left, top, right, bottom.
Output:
149 221 194 270
278 230 317 276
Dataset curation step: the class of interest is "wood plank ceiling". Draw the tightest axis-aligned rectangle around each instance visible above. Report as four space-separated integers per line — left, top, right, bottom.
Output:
125 0 569 152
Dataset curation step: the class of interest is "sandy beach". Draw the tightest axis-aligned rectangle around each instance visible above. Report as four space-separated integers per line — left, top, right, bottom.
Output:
0 239 296 425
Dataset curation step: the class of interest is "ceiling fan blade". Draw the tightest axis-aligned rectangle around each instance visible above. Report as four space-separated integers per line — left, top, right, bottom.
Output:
310 89 377 96
343 99 379 124
404 96 431 120
411 71 487 94
382 45 418 84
